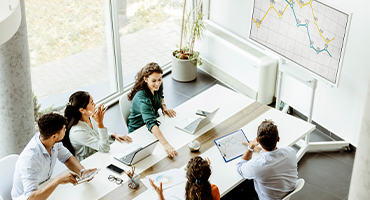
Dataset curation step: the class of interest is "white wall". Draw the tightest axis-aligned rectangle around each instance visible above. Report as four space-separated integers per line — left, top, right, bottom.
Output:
207 0 370 146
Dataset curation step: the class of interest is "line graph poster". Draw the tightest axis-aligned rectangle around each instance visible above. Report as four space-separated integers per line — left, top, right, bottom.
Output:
214 129 249 163
249 0 350 85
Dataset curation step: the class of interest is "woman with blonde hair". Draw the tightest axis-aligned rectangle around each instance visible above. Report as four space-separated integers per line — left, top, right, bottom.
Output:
127 62 178 157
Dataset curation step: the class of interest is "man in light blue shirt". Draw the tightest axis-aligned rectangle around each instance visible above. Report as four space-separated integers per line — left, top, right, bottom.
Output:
236 119 298 200
11 113 96 200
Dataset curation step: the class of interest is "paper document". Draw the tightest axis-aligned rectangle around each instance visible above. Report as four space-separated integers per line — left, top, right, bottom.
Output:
141 168 187 190
214 129 249 163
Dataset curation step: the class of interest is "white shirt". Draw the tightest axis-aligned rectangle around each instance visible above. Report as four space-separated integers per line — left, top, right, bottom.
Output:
236 147 298 200
11 132 72 199
69 118 114 161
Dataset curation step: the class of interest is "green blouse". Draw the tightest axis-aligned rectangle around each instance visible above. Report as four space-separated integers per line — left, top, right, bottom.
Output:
127 85 164 133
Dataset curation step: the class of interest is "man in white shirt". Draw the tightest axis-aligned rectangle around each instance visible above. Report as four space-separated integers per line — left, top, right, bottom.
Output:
11 113 96 200
236 119 298 200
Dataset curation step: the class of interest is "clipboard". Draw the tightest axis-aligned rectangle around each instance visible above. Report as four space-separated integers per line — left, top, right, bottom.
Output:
214 129 249 163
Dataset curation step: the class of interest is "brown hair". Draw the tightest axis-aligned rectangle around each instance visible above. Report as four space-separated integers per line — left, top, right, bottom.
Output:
127 62 163 101
257 119 279 151
185 156 213 200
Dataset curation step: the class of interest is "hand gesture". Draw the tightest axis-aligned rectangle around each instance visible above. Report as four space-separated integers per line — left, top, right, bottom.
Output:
92 103 107 127
242 138 262 152
81 168 98 182
112 133 132 143
163 143 178 158
162 108 176 118
204 157 211 165
149 178 165 200
56 172 79 186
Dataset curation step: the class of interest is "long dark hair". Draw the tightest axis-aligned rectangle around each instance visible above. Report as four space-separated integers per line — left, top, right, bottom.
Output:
185 156 213 200
127 62 163 101
62 91 90 155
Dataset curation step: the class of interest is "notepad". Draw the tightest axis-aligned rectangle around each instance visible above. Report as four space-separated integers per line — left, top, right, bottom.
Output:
214 129 249 163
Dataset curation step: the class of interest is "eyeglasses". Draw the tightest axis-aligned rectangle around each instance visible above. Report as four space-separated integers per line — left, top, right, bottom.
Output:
108 175 123 185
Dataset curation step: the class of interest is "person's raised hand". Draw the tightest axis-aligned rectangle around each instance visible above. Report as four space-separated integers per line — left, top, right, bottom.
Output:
162 108 176 118
204 157 211 165
163 143 178 158
92 103 107 127
149 178 163 194
112 133 132 143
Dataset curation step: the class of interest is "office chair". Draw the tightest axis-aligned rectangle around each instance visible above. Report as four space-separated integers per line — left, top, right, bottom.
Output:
119 94 132 129
282 178 305 200
0 154 19 200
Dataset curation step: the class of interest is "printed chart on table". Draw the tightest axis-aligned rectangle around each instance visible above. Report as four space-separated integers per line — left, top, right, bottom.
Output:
214 129 249 162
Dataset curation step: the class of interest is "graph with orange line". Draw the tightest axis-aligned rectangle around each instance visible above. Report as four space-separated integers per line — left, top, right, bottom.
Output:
249 0 349 84
214 129 249 163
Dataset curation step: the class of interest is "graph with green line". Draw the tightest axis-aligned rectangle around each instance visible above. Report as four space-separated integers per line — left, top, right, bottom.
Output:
249 0 349 84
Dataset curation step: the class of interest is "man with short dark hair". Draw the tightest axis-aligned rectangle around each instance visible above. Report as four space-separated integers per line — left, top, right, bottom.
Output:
11 113 96 200
236 119 298 200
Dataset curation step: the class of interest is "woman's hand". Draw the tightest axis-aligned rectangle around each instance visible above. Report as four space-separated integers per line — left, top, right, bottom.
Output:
163 143 178 158
112 133 132 143
92 104 107 128
149 178 165 200
162 108 176 118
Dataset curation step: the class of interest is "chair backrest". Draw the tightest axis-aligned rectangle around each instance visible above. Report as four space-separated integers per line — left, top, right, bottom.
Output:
282 178 305 200
0 154 19 200
119 94 132 129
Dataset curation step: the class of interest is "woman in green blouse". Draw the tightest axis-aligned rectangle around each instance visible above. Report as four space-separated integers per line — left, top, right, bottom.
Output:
127 62 178 157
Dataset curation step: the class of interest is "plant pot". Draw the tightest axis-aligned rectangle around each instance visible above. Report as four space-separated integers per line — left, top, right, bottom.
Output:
171 54 197 82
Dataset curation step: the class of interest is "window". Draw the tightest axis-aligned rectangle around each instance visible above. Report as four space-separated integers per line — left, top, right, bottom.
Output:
26 0 119 109
116 0 183 85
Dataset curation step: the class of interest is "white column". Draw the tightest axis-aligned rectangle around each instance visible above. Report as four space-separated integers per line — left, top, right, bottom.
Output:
0 0 35 158
348 78 370 199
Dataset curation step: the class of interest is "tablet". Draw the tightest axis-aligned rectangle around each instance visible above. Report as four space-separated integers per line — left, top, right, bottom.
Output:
76 168 100 184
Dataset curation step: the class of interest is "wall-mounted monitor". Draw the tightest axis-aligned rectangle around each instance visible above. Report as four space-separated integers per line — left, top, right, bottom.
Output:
249 0 351 87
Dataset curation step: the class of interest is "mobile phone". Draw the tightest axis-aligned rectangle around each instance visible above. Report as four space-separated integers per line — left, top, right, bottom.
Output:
196 110 210 117
107 164 125 174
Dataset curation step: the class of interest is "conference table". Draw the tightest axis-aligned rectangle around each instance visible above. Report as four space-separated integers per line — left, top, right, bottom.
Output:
44 84 315 200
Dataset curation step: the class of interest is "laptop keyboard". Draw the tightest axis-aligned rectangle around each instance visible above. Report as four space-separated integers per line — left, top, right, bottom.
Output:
121 152 136 163
184 117 203 132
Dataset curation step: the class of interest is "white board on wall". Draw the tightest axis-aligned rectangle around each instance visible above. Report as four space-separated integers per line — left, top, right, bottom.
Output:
249 0 351 87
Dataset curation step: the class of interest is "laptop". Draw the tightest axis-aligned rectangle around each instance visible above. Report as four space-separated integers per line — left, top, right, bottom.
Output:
175 107 219 134
114 140 159 166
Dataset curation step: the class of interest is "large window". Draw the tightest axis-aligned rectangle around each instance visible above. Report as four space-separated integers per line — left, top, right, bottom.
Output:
116 0 183 82
26 0 183 110
26 0 118 109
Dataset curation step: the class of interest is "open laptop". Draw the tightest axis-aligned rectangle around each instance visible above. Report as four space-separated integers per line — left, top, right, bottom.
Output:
175 107 219 134
114 140 159 166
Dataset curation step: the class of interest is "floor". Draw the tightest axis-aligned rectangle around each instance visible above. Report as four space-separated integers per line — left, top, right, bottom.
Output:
103 69 355 200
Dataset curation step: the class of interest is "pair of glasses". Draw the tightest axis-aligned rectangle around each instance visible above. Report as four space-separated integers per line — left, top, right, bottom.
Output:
108 175 123 185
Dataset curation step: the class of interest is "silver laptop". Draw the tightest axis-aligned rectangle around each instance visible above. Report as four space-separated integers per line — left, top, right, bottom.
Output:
114 140 159 166
175 108 219 134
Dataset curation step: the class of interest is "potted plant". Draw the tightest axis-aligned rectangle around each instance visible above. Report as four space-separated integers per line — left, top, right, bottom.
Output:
172 0 205 82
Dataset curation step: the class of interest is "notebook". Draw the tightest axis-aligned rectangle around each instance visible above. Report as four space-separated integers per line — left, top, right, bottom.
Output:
175 107 219 134
114 140 159 166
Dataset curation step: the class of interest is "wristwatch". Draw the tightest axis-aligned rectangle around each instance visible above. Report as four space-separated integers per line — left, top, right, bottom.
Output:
248 146 254 152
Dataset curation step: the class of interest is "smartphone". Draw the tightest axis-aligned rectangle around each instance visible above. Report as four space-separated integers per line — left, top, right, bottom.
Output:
196 110 210 117
107 164 125 175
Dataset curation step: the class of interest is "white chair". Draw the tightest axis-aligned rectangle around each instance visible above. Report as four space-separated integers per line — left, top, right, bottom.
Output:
0 154 19 200
282 178 305 200
119 94 132 129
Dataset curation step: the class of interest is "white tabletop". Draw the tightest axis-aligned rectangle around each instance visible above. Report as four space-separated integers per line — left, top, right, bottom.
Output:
134 108 315 199
44 84 255 200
